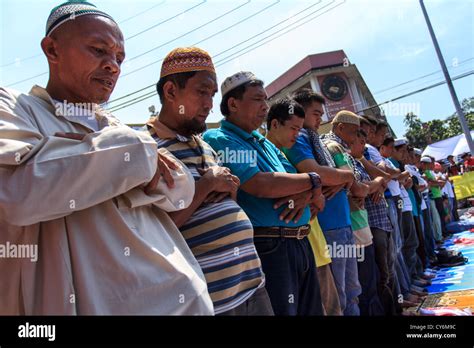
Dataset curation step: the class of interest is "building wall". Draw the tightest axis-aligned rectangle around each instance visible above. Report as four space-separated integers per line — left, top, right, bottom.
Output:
267 65 386 133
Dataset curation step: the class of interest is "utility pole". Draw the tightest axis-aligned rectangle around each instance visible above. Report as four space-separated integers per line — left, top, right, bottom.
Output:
419 0 474 154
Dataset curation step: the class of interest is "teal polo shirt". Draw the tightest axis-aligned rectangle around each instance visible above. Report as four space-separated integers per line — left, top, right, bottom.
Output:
203 119 311 228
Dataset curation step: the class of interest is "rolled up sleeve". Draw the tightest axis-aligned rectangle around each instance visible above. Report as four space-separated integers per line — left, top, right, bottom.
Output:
120 148 195 212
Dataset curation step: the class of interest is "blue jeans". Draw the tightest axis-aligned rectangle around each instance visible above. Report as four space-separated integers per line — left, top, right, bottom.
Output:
254 236 324 315
323 226 361 316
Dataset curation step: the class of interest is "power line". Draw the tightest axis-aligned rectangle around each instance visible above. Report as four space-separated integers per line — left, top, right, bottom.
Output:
118 0 282 78
213 0 327 61
0 0 167 69
105 0 280 106
126 0 251 63
108 1 345 113
103 0 280 105
0 53 43 69
118 0 167 24
373 57 474 95
75 0 254 106
108 49 471 110
376 64 474 99
214 0 342 66
108 91 156 112
105 84 156 106
105 0 282 106
359 69 474 113
107 0 325 105
110 67 474 116
3 0 206 87
324 66 474 115
190 0 281 46
5 72 49 87
108 1 474 117
126 0 206 40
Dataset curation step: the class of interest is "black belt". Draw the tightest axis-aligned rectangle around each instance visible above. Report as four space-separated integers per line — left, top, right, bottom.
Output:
254 224 310 239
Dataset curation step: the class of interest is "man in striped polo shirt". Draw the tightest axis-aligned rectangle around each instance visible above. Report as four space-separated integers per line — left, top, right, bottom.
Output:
147 47 272 315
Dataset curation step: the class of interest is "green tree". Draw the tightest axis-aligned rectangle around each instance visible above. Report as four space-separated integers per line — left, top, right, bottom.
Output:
445 97 474 138
403 97 474 149
404 112 431 148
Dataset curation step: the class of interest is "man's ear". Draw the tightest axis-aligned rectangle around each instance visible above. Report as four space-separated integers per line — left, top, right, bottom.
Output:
41 37 60 64
270 119 279 130
162 80 177 103
228 97 238 114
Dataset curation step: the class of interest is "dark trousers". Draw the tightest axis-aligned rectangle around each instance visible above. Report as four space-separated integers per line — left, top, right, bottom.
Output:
434 197 448 236
371 228 397 316
217 287 274 316
401 211 420 280
422 202 436 260
452 197 460 221
413 215 426 269
357 244 385 316
254 235 324 315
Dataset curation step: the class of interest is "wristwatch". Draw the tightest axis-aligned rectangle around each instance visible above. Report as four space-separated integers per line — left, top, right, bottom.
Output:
308 172 321 190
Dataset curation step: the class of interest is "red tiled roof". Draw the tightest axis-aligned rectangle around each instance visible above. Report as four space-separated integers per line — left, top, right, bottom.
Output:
266 50 348 98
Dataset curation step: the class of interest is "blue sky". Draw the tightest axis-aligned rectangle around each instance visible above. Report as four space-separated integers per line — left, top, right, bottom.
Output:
1 0 473 137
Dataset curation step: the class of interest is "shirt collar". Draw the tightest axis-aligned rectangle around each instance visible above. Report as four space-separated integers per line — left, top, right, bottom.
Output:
303 126 319 136
28 85 115 130
147 118 193 143
329 130 349 150
221 119 265 144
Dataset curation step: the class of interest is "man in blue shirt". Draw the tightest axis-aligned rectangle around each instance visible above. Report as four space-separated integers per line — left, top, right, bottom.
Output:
285 89 361 316
204 72 324 315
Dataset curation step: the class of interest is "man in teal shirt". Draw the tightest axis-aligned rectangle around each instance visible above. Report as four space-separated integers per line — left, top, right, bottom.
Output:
204 71 324 315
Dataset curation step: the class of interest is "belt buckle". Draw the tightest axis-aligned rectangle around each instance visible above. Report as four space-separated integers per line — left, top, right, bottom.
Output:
296 226 305 240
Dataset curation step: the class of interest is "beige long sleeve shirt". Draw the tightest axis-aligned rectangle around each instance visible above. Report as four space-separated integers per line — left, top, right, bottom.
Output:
0 85 213 315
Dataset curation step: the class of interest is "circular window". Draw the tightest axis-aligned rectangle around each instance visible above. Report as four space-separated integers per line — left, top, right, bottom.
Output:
321 75 348 101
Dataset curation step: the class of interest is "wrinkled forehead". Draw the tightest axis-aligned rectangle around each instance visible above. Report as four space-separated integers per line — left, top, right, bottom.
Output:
53 15 124 48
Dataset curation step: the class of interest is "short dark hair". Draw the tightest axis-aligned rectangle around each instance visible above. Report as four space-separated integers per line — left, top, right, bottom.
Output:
375 121 388 133
394 143 406 150
220 79 264 117
359 117 371 128
361 115 378 126
267 98 305 129
156 71 197 104
358 128 368 138
292 88 325 108
382 136 394 147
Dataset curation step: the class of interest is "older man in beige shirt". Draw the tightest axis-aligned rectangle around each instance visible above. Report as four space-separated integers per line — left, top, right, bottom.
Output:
0 2 212 315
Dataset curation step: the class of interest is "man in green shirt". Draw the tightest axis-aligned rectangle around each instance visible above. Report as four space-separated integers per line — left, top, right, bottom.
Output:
421 157 447 238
